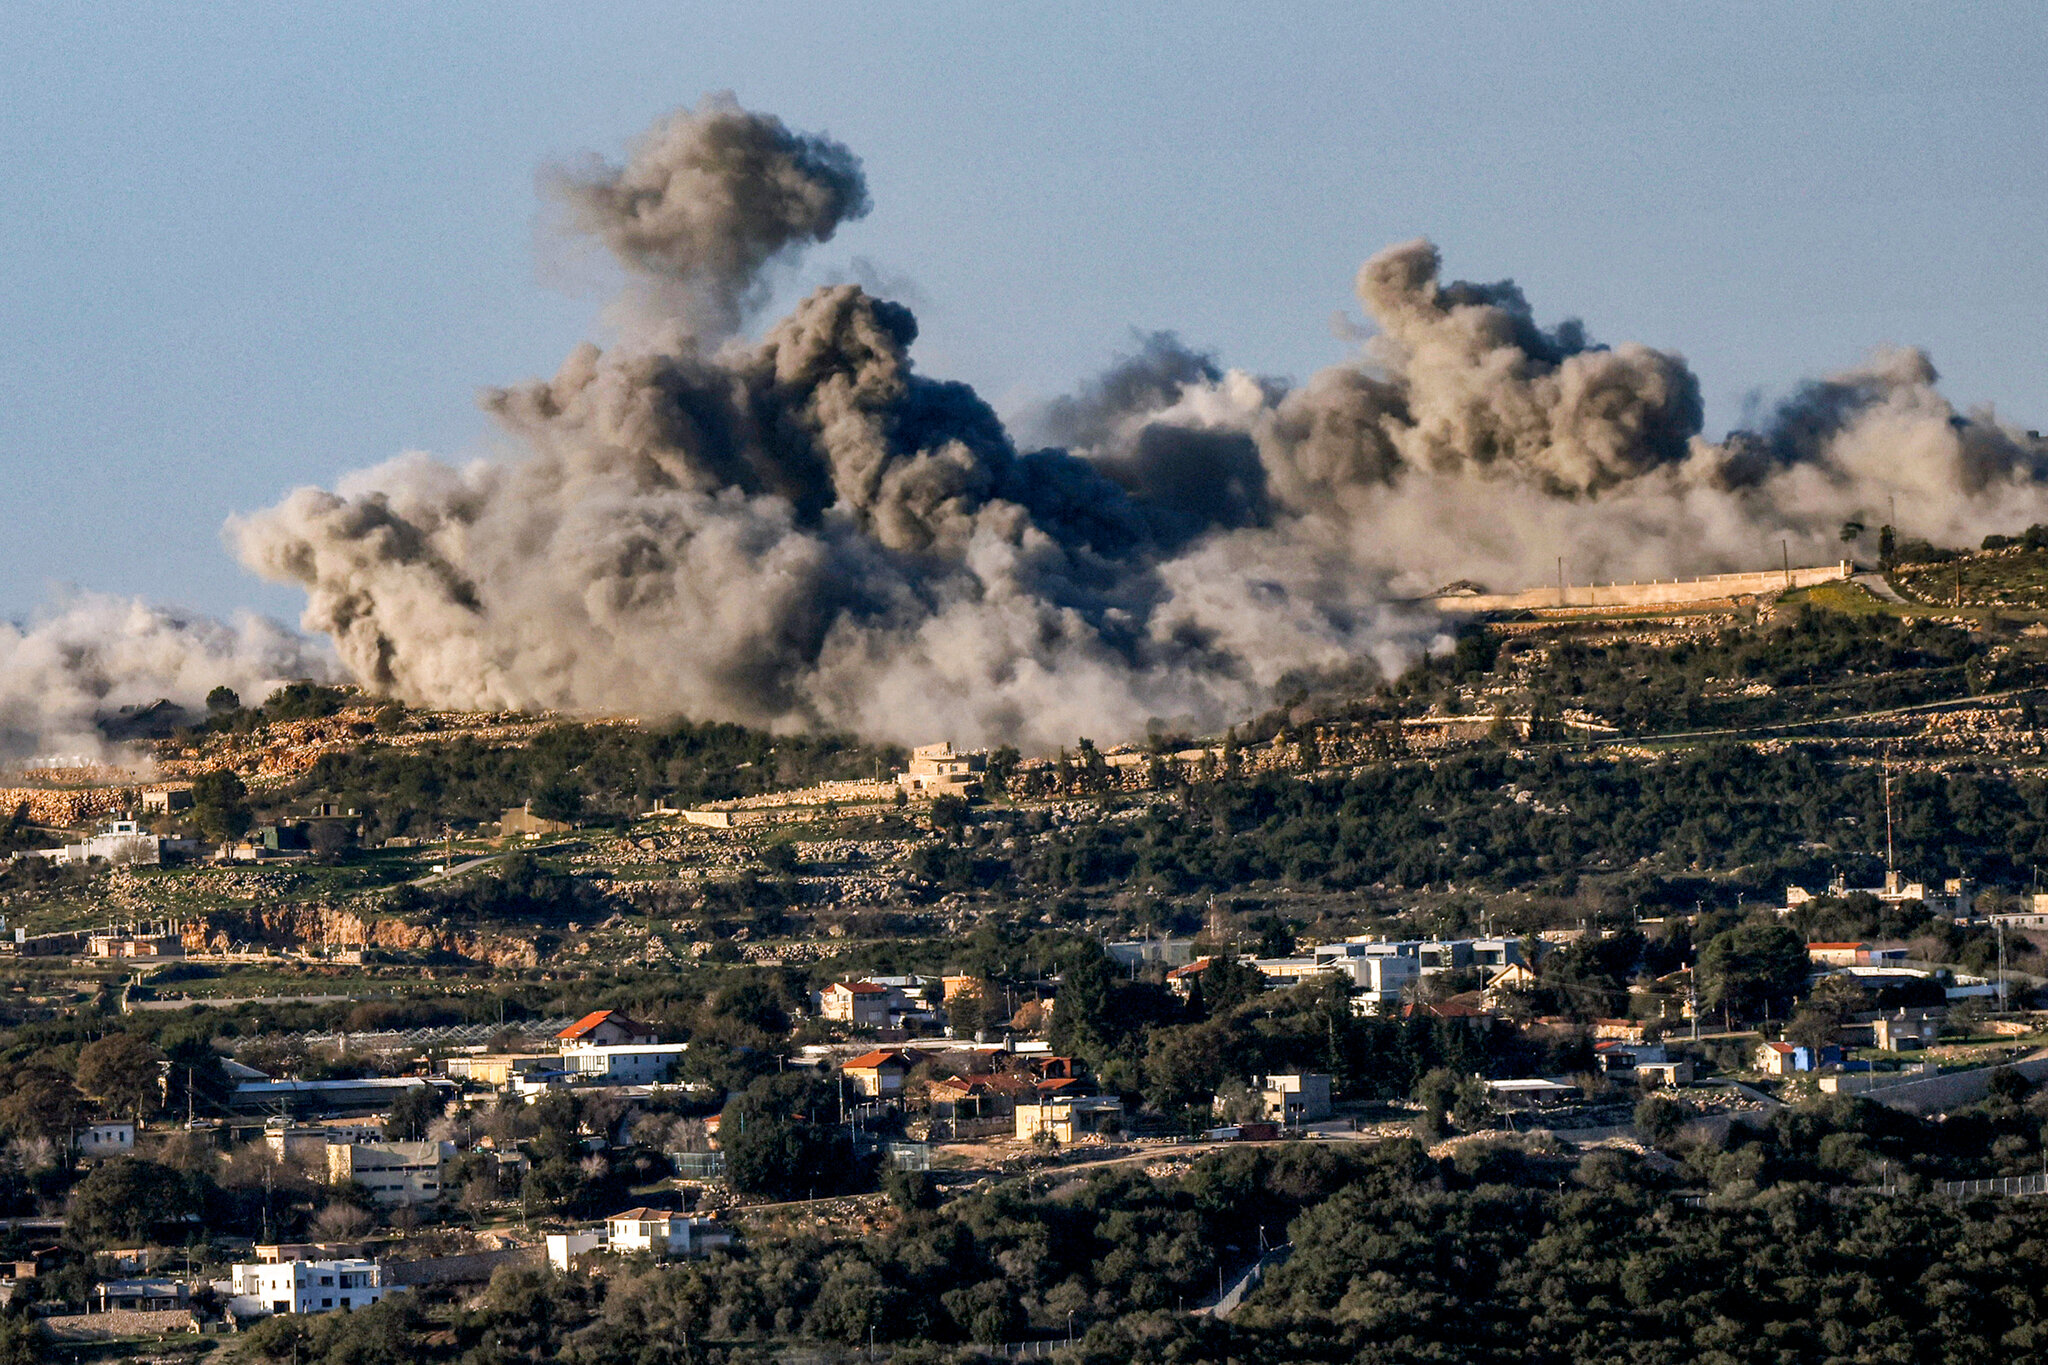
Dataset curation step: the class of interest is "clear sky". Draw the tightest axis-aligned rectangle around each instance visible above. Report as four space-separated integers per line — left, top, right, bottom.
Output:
2 3 2044 623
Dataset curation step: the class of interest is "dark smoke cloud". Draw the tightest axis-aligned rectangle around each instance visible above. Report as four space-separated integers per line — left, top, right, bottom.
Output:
223 98 2048 751
546 92 870 337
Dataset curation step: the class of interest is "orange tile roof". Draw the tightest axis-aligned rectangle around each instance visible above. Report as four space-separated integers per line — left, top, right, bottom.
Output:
833 981 889 994
844 1049 911 1070
557 1009 623 1039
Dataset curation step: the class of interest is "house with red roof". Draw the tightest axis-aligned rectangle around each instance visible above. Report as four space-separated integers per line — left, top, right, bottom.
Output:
842 1048 925 1099
556 1010 657 1048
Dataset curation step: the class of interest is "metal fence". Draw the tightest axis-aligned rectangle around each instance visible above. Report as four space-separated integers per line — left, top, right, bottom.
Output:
1940 1173 2048 1199
672 1151 728 1180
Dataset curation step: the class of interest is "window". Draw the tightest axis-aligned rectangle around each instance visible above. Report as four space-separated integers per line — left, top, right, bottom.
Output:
322 1298 333 1308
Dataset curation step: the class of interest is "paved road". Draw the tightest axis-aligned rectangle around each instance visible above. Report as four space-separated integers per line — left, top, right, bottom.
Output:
1852 572 1911 604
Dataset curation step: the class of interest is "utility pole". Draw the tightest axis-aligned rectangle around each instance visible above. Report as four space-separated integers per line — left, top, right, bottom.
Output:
1883 757 1896 889
1557 556 1566 608
1782 540 1790 588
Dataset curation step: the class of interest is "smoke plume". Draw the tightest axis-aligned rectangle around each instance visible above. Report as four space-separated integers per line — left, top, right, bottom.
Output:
0 593 332 763
224 98 2048 751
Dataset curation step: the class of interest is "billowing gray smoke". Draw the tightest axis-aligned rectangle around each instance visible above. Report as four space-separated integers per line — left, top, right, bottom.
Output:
228 98 2048 750
0 593 331 763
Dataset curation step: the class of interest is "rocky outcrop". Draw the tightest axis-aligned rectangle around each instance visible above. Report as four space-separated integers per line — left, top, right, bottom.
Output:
187 900 543 967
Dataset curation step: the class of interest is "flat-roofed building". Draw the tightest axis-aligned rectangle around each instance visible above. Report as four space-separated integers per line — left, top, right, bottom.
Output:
226 1259 393 1316
326 1141 451 1205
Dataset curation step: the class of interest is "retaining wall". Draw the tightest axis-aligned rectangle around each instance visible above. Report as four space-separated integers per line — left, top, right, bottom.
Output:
1431 562 1852 614
1856 1055 2048 1115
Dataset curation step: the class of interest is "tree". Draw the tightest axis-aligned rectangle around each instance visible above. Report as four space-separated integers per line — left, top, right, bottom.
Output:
76 1033 165 1119
311 1201 374 1241
0 1317 48 1365
384 1085 443 1142
528 779 584 824
0 1066 86 1146
946 983 989 1041
1698 923 1809 1023
205 685 241 713
1634 1093 1685 1149
191 768 252 842
1048 950 1117 1063
65 1157 201 1246
1198 953 1265 1017
928 793 969 839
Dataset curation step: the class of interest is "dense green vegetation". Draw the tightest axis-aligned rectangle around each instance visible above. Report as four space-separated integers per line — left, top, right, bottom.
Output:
278 720 897 842
926 745 2048 904
217 1085 2048 1365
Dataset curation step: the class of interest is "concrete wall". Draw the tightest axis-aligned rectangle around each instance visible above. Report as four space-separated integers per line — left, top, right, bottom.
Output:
1855 1056 2048 1115
44 1309 198 1340
1431 562 1852 614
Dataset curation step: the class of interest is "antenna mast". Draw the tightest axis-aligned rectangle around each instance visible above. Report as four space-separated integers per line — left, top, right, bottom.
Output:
1883 756 1896 887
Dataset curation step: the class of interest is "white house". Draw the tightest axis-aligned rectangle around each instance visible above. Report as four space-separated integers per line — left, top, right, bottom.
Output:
560 1042 690 1085
545 1232 606 1271
75 1122 136 1158
601 1209 732 1260
226 1259 394 1316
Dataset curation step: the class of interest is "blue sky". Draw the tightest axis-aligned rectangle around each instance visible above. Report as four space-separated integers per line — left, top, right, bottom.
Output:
3 3 2044 621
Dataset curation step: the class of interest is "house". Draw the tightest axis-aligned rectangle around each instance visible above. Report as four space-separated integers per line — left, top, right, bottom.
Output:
1484 1078 1579 1109
1258 1073 1334 1125
1593 1040 1669 1075
501 804 574 837
556 1010 658 1048
139 785 194 815
600 1209 733 1261
894 741 984 798
1165 958 1213 999
87 932 184 960
1481 961 1540 1006
1253 956 1340 987
1103 938 1198 969
1014 1095 1124 1144
1635 1059 1695 1087
226 1259 393 1316
545 1231 606 1271
1784 873 1973 920
32 820 169 868
228 1076 456 1118
441 1052 558 1087
1808 942 1908 967
1754 1041 1840 1076
326 1140 452 1205
1400 995 1494 1031
75 1122 135 1158
561 1042 688 1085
842 1049 919 1099
93 1278 190 1312
1874 1010 1943 1051
819 981 896 1029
